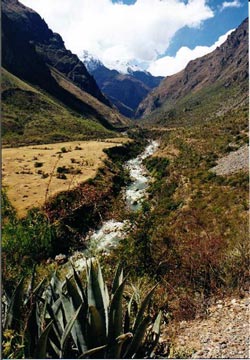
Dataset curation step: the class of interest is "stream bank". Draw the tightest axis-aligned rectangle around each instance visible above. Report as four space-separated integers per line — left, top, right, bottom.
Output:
44 136 151 256
68 140 159 270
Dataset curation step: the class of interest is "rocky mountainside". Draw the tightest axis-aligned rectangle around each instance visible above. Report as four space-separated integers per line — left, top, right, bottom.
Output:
83 53 163 118
136 18 248 126
2 0 129 131
162 295 249 358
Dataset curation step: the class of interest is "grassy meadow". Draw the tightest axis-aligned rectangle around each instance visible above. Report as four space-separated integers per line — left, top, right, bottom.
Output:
2 138 129 217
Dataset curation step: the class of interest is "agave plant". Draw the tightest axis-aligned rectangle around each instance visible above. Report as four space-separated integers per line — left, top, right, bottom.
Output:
3 260 162 359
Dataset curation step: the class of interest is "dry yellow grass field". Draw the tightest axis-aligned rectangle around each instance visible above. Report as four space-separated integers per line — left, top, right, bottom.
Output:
2 138 129 217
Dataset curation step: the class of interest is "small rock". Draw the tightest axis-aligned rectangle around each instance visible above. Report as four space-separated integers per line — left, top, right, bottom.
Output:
55 253 67 265
201 337 210 343
196 350 204 356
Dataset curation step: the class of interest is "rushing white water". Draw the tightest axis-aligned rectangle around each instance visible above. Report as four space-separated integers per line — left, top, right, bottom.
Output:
87 219 131 254
125 140 159 210
69 140 159 270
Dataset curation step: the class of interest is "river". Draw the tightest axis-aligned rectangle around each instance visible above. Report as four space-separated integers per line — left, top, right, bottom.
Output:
69 139 159 270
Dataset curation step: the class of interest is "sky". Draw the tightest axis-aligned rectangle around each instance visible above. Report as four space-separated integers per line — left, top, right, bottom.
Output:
21 0 248 76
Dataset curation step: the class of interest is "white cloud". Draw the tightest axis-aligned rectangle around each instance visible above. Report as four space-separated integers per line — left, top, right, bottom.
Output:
220 0 242 11
148 29 234 76
21 0 213 72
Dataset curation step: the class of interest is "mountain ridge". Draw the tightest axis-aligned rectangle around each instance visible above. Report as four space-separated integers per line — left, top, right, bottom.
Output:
2 0 129 134
2 67 116 146
2 0 108 105
136 18 248 126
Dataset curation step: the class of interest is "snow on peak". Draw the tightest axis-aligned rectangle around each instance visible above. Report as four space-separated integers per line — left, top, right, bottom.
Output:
81 50 103 72
81 50 147 74
105 59 144 74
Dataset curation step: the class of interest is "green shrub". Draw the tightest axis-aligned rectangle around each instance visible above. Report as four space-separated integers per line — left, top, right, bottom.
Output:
34 161 43 168
1 188 16 220
61 146 68 153
56 173 67 180
144 157 170 179
2 208 55 262
57 166 69 174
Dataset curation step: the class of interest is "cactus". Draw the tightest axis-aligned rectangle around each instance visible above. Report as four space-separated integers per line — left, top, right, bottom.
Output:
2 260 162 358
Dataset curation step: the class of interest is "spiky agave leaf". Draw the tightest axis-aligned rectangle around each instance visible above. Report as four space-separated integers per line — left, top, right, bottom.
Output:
133 285 157 332
97 261 109 334
86 259 107 345
124 294 134 334
88 305 107 350
43 302 63 358
49 338 61 357
34 320 53 359
4 277 24 330
149 310 162 357
23 302 39 358
71 264 87 303
33 278 46 298
65 277 88 354
111 263 123 295
123 315 151 358
60 304 83 358
107 278 127 358
24 264 36 306
78 344 108 359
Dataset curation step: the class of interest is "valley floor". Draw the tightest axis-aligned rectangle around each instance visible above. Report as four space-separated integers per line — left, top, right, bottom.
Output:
162 294 250 358
2 138 129 217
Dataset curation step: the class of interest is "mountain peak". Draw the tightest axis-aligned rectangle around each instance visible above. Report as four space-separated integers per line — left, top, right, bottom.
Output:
81 50 103 72
81 51 163 118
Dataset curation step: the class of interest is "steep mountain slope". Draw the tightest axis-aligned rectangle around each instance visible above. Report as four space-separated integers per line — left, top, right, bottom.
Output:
136 18 248 126
2 0 129 132
83 54 163 118
2 68 115 146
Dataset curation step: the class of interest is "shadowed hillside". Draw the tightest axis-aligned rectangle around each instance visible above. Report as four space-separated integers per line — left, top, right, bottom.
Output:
2 68 117 146
2 0 130 134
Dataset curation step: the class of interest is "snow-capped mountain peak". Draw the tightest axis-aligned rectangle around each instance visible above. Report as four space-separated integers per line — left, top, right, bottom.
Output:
81 50 146 75
81 50 103 72
80 49 163 119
